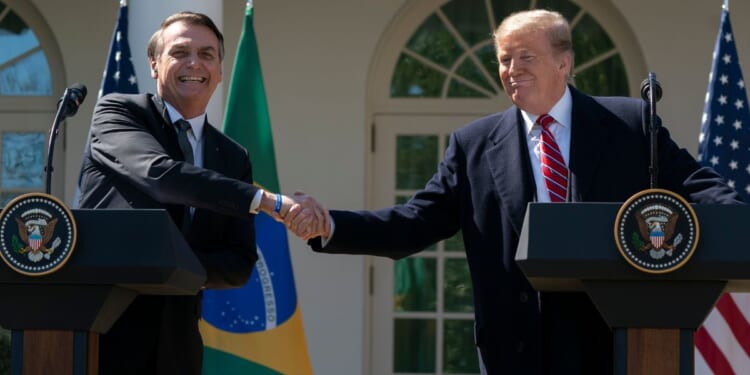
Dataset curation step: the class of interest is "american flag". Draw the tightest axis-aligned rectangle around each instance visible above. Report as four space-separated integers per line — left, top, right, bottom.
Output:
695 6 750 375
72 0 138 208
99 0 138 97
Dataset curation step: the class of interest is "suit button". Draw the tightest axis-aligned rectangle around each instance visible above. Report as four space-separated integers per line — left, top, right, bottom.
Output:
517 341 525 353
519 292 528 303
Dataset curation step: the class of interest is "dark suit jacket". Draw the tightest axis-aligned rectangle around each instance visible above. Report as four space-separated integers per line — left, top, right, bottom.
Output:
79 93 259 374
312 87 741 374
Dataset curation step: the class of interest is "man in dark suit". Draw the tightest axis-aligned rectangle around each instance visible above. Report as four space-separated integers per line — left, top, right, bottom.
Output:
287 9 742 374
78 11 323 375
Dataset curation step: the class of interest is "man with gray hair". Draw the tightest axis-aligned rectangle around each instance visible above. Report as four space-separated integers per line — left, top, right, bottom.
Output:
79 11 324 374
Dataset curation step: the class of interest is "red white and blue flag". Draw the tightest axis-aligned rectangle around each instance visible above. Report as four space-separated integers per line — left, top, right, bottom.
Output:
695 4 750 374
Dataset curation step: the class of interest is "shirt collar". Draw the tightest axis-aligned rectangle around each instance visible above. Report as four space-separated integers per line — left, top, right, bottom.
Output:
163 101 206 142
522 86 573 135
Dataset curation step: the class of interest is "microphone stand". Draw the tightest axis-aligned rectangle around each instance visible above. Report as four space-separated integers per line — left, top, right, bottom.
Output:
45 91 69 195
647 72 660 189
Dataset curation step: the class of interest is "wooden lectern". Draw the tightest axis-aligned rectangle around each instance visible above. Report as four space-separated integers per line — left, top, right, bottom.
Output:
515 203 750 375
0 209 205 375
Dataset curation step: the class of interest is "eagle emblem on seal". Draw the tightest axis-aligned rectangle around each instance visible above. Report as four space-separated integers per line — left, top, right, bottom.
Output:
615 189 699 274
15 209 61 263
635 204 684 260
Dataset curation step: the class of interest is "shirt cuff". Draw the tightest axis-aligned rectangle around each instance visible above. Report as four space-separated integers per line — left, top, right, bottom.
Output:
249 189 264 214
320 215 335 247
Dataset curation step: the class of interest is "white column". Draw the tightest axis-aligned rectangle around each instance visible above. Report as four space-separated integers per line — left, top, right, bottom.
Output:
128 0 224 127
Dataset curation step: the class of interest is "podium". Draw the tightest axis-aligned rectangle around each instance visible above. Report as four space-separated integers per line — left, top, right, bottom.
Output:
0 209 205 375
515 203 750 375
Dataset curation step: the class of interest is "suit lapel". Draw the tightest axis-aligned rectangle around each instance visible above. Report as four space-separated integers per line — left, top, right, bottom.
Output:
568 88 608 202
149 95 185 159
485 109 534 234
151 95 172 128
202 123 221 171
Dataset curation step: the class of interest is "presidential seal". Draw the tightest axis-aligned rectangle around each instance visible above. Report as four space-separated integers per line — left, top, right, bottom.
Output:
0 193 77 276
614 189 699 274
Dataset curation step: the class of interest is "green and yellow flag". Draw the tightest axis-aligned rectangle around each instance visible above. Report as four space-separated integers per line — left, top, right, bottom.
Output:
200 2 313 374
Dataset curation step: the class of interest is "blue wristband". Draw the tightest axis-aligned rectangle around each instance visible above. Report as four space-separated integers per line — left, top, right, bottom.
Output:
274 193 282 214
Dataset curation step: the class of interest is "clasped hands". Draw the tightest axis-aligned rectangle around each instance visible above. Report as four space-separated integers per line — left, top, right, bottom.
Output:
263 191 330 240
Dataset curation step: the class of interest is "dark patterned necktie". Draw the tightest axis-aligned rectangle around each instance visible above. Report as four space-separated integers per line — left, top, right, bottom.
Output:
175 119 194 164
175 119 194 233
537 114 568 202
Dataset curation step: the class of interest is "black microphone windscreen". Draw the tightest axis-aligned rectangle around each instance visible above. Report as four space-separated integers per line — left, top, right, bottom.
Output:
69 83 87 105
58 83 88 119
640 78 662 102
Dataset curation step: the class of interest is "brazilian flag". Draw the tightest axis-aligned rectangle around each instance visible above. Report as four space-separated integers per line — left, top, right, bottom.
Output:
200 2 313 374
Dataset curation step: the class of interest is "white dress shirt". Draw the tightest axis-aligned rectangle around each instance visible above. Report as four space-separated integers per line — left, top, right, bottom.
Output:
164 102 263 214
521 87 573 202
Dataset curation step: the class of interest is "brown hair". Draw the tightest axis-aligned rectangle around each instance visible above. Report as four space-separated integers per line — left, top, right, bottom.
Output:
147 11 225 62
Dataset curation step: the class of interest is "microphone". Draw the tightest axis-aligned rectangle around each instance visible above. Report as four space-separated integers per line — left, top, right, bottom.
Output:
640 77 662 103
57 83 88 120
641 72 662 189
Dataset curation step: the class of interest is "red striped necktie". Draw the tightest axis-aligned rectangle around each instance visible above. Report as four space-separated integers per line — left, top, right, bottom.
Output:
537 114 568 202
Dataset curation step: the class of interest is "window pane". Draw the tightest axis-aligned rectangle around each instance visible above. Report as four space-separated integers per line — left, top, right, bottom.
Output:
441 0 490 47
448 79 484 98
2 132 45 189
0 10 34 65
477 44 501 89
444 258 473 312
407 14 462 69
391 53 446 97
456 58 492 92
0 10 52 95
572 14 615 68
394 318 436 373
394 257 436 312
0 50 52 95
574 55 629 96
396 135 438 189
444 231 463 252
443 319 480 373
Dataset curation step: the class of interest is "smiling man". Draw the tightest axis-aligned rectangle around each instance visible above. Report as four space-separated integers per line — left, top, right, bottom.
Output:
76 11 323 375
289 9 742 375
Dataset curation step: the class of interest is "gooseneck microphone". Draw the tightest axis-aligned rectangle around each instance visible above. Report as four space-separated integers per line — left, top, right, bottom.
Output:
57 83 88 120
46 83 88 194
641 73 662 189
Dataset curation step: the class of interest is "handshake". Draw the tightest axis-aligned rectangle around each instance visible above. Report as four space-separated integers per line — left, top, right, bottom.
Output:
261 190 330 241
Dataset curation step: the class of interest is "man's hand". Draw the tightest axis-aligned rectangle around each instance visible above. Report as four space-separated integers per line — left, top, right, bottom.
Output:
284 191 330 241
259 190 330 240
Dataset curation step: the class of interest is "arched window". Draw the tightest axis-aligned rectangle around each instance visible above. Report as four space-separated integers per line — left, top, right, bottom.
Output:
0 1 52 96
0 0 64 203
390 0 630 99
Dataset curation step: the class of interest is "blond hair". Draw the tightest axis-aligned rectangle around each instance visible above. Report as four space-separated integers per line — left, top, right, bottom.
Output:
493 9 574 71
